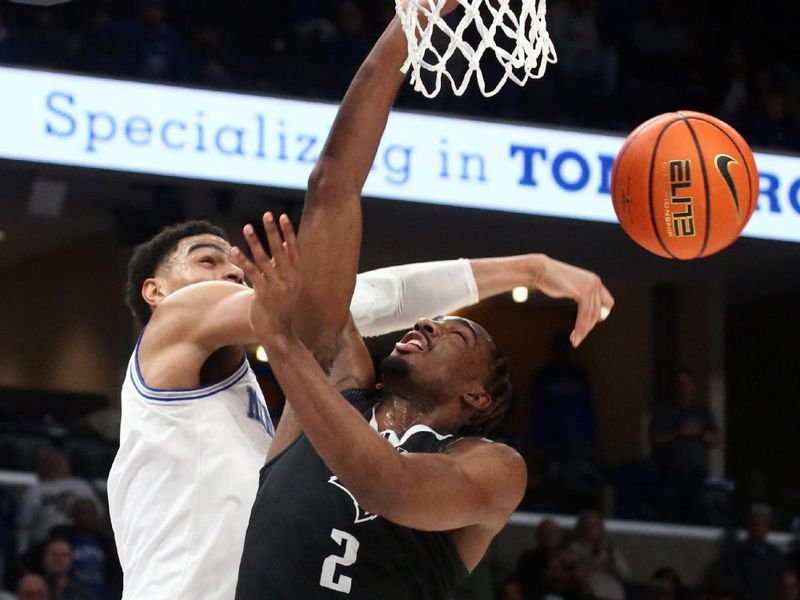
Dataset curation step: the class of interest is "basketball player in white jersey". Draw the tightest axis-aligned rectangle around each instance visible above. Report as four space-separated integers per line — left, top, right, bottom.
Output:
107 2 612 598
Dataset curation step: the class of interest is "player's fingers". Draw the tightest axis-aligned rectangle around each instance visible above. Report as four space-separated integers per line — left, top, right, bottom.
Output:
262 212 285 268
600 285 615 321
572 281 602 346
242 221 271 271
571 296 592 347
278 214 299 267
231 246 263 289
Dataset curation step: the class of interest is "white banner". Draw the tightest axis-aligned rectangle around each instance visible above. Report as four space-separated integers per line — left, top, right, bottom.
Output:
0 65 798 243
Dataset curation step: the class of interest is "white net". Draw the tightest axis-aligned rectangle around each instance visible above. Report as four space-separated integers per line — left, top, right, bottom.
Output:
395 0 557 97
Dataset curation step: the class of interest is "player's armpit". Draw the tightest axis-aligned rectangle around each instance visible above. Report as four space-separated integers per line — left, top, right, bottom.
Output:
137 281 257 388
356 438 527 535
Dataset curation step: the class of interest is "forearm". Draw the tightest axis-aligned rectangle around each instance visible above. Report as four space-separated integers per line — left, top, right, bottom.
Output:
352 254 552 338
469 254 549 300
264 333 403 507
309 18 409 196
352 259 478 337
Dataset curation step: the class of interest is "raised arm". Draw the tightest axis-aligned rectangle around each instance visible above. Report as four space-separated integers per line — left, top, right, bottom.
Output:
233 218 525 559
291 16 415 364
353 254 614 347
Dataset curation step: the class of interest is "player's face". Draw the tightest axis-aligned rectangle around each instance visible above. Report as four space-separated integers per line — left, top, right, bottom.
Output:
157 234 245 295
386 316 493 397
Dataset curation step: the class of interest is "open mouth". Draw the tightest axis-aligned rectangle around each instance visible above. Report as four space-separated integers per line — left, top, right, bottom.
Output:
395 330 429 354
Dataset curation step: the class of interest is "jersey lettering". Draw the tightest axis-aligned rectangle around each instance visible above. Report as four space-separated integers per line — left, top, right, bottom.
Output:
319 528 359 594
247 386 274 436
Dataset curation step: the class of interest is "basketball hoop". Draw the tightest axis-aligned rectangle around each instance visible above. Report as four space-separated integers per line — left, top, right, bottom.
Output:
395 0 557 98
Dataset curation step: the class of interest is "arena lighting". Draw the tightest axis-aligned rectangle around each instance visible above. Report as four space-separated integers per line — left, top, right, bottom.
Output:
511 286 529 303
255 345 268 363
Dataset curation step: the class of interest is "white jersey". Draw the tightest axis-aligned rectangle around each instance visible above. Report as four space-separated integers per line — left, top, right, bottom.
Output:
108 339 273 600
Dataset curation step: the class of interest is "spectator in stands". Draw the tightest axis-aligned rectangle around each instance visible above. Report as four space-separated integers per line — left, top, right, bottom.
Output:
80 10 123 77
112 0 190 82
647 567 684 600
21 8 78 71
547 0 618 125
530 332 602 512
786 516 800 577
0 485 16 592
16 449 104 558
530 332 598 461
51 499 118 600
517 518 566 599
724 504 787 600
322 1 374 89
0 8 28 64
40 537 92 600
568 510 629 600
15 574 51 600
749 90 800 151
649 368 720 524
535 549 590 600
499 575 525 600
778 571 800 600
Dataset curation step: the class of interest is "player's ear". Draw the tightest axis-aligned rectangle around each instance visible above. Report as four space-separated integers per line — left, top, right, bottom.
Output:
142 277 167 310
461 382 491 412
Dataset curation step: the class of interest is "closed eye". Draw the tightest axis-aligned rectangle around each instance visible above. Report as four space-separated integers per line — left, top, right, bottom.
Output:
454 330 468 343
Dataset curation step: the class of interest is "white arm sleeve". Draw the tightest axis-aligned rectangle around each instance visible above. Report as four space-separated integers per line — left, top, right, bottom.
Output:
350 259 480 338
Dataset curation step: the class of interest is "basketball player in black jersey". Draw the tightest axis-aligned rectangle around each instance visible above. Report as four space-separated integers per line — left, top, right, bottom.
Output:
229 7 613 599
235 214 529 599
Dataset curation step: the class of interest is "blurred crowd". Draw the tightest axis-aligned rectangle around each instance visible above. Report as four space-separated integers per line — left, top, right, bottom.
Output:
487 506 800 600
0 449 120 600
2 449 800 600
0 0 798 151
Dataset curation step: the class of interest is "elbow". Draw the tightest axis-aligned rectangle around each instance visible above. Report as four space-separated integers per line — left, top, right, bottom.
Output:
305 168 347 210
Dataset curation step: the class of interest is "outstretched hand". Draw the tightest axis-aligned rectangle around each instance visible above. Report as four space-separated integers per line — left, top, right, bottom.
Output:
231 212 301 342
534 257 614 347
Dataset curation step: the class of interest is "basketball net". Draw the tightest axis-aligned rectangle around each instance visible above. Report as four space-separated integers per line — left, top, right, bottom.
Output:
395 0 557 97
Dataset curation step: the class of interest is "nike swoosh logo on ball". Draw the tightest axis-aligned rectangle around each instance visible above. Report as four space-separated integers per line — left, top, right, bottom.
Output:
714 154 741 223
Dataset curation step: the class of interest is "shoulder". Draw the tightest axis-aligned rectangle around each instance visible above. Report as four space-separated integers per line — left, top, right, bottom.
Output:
445 438 527 492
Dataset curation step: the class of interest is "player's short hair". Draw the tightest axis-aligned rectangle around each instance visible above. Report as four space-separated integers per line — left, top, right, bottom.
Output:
125 220 228 326
461 344 512 437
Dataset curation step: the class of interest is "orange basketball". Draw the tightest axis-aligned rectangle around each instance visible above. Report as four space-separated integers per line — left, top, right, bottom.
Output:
611 111 759 259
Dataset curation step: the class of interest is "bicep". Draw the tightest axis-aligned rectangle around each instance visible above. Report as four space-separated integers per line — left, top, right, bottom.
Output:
375 442 526 533
151 282 256 351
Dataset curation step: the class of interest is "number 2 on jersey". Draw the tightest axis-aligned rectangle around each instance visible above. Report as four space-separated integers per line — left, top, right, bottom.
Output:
320 528 359 593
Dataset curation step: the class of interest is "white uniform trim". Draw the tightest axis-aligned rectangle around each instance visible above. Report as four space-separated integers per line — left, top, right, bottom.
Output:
129 343 250 401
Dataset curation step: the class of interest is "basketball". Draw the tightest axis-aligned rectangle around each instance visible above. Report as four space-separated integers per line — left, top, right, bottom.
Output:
611 111 759 259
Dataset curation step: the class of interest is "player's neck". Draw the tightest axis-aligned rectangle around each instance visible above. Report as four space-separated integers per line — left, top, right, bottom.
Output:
375 393 455 437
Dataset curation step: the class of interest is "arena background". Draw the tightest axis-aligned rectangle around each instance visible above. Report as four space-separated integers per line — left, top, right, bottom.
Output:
0 0 798 598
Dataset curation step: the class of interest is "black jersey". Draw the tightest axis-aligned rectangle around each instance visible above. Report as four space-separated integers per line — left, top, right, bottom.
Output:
235 389 468 599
